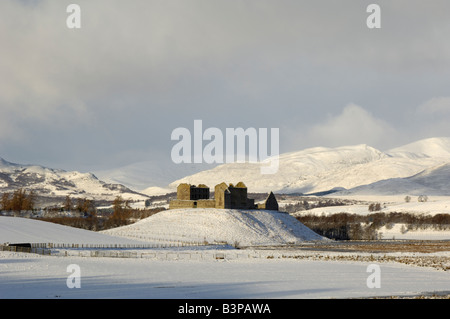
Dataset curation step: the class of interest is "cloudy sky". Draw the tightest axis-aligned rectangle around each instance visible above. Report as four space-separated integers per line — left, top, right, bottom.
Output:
1 0 450 178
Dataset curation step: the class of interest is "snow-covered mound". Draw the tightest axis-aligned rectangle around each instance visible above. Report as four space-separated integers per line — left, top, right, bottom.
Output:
102 208 327 246
0 216 144 245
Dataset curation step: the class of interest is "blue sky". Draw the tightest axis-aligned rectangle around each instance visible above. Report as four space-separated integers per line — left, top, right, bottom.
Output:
1 0 450 173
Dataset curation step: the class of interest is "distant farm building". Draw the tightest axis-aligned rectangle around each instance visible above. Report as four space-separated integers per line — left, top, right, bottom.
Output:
169 182 278 211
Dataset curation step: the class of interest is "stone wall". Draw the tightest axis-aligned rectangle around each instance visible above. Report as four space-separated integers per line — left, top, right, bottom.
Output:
169 199 216 209
214 182 230 209
171 182 278 211
177 184 191 200
169 199 196 209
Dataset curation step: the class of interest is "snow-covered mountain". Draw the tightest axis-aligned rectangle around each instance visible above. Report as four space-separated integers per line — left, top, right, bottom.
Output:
387 137 450 159
94 159 216 193
168 138 450 195
0 157 148 203
5 137 450 202
335 137 450 196
340 162 450 196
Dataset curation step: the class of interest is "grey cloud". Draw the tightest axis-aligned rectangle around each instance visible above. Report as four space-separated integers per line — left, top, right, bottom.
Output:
1 0 450 172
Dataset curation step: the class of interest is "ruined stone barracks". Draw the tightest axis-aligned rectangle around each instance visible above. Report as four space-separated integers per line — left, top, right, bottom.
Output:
169 182 279 211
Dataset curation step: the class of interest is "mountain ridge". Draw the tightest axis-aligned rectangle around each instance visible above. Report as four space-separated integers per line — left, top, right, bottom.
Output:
167 138 450 195
387 137 450 159
3 137 450 201
0 157 149 204
339 161 450 196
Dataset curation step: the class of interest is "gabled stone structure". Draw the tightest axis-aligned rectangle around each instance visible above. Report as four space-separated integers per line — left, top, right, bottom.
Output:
257 192 279 211
169 182 278 211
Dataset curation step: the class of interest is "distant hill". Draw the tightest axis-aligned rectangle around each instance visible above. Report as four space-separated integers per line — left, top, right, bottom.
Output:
4 137 450 202
0 157 148 205
168 138 450 195
387 137 450 159
94 159 216 193
339 162 450 196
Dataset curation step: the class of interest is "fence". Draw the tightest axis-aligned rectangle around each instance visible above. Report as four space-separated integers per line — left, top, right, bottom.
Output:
1 243 286 260
65 250 286 260
29 241 214 249
0 245 51 256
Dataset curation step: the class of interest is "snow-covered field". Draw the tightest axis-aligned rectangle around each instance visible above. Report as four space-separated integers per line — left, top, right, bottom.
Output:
376 223 450 240
1 213 450 299
294 196 450 217
290 195 450 240
2 250 450 299
0 216 147 245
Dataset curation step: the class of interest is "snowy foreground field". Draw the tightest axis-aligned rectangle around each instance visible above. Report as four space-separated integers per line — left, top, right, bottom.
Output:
1 210 450 299
2 250 450 299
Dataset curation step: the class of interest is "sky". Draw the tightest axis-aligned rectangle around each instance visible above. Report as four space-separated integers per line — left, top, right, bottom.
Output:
1 0 450 179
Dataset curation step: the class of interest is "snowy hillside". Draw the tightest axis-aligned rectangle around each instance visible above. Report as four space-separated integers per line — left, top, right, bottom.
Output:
94 159 215 192
388 137 450 159
168 141 449 195
0 157 148 202
0 209 326 247
0 216 145 245
339 162 450 196
102 208 327 246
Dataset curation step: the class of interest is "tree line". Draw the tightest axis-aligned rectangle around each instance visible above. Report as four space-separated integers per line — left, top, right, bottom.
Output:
38 195 165 231
297 212 450 240
1 191 165 231
0 189 36 212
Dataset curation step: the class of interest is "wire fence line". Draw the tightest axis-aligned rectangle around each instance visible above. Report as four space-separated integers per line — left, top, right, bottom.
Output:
1 244 284 260
1 245 51 256
29 241 213 249
64 250 283 260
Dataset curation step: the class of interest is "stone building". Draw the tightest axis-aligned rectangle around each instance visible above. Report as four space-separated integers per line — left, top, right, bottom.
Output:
176 183 210 200
257 192 279 211
214 182 255 209
169 182 278 211
169 183 215 209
